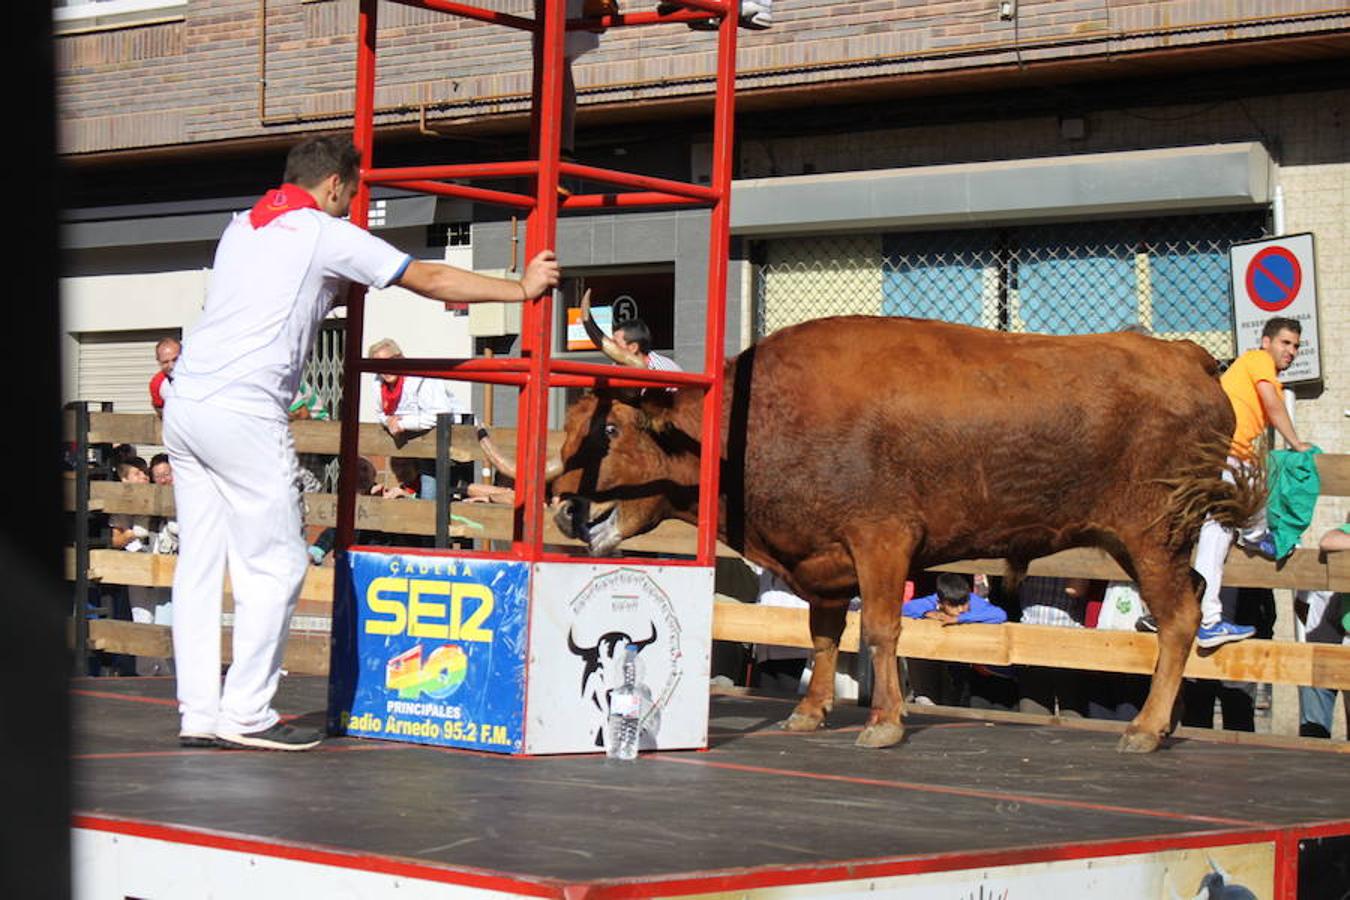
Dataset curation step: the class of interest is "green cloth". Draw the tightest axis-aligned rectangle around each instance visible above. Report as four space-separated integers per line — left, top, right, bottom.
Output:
1266 445 1322 559
289 381 330 420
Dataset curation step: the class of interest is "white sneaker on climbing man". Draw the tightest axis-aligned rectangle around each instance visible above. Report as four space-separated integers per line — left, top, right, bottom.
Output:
661 0 772 30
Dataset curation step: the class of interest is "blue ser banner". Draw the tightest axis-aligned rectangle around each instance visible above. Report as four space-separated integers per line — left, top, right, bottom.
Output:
340 551 529 753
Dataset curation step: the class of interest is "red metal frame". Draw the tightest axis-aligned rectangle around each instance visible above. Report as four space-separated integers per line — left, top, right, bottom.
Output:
335 0 738 567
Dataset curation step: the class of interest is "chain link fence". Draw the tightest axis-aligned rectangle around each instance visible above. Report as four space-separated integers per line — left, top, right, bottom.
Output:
755 212 1269 362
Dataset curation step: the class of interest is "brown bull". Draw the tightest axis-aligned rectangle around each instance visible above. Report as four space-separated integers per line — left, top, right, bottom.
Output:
550 316 1262 753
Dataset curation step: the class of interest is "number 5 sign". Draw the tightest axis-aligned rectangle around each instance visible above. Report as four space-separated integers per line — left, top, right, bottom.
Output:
1229 232 1322 384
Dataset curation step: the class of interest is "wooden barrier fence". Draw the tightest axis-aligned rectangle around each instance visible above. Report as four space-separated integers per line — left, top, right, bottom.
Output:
65 413 1350 689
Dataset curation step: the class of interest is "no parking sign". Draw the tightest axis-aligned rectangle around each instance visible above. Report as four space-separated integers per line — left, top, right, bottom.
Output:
1229 233 1321 383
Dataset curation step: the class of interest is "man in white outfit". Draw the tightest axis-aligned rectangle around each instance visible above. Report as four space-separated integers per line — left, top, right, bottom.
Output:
164 136 560 750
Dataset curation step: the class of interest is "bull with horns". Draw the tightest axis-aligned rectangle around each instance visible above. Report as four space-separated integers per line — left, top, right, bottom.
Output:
511 305 1265 753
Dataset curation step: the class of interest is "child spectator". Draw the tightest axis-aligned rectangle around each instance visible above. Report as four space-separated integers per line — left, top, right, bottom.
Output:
308 457 406 563
903 573 1008 625
148 453 173 486
147 454 180 555
904 573 1013 709
109 458 154 551
110 457 173 674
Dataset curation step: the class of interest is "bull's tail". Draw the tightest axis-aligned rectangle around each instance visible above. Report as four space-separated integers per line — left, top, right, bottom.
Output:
1147 433 1267 550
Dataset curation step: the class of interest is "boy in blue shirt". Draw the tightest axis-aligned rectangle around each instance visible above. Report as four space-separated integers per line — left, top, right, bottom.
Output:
903 573 1008 625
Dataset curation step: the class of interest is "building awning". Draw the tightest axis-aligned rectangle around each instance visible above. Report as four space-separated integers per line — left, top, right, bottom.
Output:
62 192 443 250
730 142 1272 235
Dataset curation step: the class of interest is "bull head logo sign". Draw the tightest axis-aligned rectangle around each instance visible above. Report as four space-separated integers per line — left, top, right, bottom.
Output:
567 625 657 747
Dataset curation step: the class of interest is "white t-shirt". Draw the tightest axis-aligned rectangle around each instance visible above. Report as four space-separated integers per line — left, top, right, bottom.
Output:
173 208 411 421
372 373 469 432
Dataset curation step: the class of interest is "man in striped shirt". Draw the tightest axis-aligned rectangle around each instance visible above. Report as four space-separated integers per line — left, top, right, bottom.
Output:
612 318 681 373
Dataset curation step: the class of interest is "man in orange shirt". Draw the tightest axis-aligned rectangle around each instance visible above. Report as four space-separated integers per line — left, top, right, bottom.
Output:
1193 317 1309 648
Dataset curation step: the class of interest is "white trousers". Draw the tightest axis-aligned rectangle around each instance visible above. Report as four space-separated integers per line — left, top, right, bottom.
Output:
1193 458 1268 627
163 397 308 736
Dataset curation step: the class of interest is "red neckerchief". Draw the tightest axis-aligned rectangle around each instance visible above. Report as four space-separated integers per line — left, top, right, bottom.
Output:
149 370 168 409
249 184 321 228
380 377 404 416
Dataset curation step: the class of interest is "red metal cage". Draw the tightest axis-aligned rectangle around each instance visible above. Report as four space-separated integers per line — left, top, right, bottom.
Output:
334 0 740 568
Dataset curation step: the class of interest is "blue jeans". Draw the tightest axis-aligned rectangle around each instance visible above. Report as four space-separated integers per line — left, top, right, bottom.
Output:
1299 686 1338 733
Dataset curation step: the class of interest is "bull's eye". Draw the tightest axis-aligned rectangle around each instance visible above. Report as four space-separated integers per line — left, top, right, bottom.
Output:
604 423 619 439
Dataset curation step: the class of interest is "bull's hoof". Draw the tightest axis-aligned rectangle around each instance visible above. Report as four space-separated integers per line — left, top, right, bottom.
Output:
1116 728 1161 754
855 722 904 749
781 712 824 732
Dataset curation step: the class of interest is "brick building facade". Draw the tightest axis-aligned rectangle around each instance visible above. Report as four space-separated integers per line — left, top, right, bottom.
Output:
59 0 1347 541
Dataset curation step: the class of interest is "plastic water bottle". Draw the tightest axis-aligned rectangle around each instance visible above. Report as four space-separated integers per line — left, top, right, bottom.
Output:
606 643 641 760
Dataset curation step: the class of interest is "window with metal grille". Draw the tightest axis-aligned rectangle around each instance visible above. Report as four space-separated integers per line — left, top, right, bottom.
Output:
300 319 345 491
755 212 1269 362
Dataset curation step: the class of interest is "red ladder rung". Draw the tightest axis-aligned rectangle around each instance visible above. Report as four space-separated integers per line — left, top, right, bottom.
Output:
568 8 725 29
379 179 537 210
561 192 705 210
548 359 715 390
366 162 540 183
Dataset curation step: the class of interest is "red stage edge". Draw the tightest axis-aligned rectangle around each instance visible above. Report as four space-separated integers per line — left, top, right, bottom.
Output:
75 812 1350 899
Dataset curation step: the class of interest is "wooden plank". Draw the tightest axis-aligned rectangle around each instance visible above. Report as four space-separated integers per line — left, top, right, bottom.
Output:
84 620 330 675
60 411 551 464
1318 453 1350 496
66 411 164 445
76 479 1344 586
1311 642 1350 692
75 596 1350 688
708 600 1350 689
66 412 1349 486
66 530 1349 607
932 546 1347 592
1220 545 1341 590
67 550 334 614
291 420 566 463
1007 622 1158 673
62 481 176 517
898 619 1012 666
932 548 1128 581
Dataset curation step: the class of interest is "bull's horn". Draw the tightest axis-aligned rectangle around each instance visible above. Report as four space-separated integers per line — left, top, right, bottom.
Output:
544 455 564 480
581 288 645 368
478 428 563 481
477 430 516 479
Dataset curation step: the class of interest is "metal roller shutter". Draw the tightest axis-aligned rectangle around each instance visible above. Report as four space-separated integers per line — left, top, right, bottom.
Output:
75 330 174 414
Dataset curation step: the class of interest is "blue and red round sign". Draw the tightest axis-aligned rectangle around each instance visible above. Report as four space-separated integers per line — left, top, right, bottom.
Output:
1244 246 1302 312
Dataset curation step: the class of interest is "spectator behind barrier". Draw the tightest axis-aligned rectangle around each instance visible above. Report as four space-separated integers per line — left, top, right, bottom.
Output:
149 336 180 416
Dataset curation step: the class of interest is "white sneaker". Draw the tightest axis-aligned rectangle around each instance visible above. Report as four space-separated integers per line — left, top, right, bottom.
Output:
740 0 771 29
670 0 771 30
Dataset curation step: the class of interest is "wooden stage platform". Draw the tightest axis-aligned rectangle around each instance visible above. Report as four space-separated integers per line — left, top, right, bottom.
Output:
72 675 1350 898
